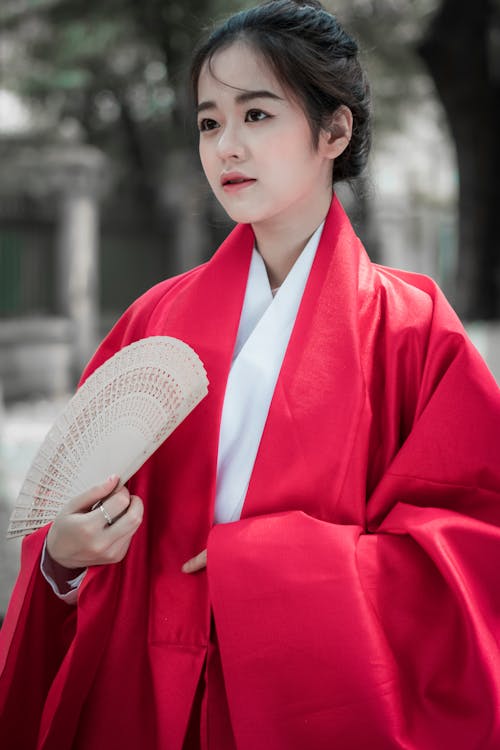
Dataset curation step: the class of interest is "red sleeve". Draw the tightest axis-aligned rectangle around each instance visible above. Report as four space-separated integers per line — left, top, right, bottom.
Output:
0 275 182 747
207 302 500 750
0 530 77 747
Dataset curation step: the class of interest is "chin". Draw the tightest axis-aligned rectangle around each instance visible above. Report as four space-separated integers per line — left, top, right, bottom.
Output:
218 207 259 225
217 201 271 226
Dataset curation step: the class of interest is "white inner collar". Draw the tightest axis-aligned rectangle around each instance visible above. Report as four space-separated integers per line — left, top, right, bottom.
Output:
232 222 324 361
215 220 325 524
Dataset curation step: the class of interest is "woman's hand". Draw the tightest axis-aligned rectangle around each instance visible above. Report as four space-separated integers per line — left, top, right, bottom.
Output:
182 548 207 574
46 475 144 571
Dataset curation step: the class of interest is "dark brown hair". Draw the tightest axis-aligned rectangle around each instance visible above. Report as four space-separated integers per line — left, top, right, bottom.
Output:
190 0 371 183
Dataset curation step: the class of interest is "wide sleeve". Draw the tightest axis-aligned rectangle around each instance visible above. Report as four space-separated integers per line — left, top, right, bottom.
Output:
0 530 77 747
207 300 500 750
0 281 172 746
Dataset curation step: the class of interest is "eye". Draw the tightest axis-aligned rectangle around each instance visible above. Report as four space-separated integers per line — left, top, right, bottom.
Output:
198 118 219 132
245 109 269 123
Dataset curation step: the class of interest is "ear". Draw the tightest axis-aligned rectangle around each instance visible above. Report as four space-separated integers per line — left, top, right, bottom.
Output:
319 105 353 160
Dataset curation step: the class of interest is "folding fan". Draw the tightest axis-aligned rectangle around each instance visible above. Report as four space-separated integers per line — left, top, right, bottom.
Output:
7 336 209 538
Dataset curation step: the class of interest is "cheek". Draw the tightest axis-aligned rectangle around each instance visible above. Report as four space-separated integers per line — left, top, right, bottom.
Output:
262 128 315 166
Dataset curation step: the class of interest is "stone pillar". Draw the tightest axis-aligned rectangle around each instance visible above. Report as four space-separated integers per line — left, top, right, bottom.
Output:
56 188 100 379
42 146 109 380
161 149 206 273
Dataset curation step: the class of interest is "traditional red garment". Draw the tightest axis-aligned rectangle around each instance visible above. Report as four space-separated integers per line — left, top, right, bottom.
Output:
1 196 499 750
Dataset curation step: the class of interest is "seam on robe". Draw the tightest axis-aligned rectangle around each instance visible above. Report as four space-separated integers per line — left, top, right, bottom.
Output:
384 470 500 494
147 639 210 649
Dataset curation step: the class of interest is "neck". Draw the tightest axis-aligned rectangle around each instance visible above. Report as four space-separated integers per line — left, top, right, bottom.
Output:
252 193 332 288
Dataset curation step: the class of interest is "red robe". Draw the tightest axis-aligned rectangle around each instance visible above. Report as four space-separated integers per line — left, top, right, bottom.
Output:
1 196 499 750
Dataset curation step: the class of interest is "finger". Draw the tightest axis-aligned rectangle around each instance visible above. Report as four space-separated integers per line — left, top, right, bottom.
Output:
66 475 121 513
103 495 144 536
182 548 207 574
93 487 132 526
61 496 143 566
90 497 144 563
103 531 139 564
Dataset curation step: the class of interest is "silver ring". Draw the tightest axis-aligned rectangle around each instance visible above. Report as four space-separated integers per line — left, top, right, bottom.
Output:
98 502 114 526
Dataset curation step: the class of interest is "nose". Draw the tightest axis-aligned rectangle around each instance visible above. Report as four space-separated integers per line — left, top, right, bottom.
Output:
215 123 245 161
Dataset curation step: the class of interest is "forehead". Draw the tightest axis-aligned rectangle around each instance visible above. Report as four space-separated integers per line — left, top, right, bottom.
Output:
197 41 285 101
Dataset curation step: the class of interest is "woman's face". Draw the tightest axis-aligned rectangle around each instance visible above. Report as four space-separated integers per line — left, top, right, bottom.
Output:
197 42 340 232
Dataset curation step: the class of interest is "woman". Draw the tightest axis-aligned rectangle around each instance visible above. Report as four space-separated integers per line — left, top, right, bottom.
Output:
1 1 499 748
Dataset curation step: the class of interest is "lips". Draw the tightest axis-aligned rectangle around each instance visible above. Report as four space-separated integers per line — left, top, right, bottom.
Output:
220 172 256 187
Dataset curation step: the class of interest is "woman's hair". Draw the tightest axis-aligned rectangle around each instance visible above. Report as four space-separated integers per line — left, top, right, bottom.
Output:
190 0 372 183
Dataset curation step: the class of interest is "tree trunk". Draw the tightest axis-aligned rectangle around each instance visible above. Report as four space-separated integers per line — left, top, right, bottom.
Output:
419 0 500 319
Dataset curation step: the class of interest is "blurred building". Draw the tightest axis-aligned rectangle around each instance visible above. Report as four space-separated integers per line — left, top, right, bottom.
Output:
0 132 184 402
0 136 104 397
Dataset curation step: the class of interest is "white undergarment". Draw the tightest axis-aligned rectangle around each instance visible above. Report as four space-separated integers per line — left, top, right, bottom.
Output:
214 222 324 524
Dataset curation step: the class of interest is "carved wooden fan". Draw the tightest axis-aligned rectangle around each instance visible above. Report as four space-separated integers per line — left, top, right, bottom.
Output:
7 336 208 538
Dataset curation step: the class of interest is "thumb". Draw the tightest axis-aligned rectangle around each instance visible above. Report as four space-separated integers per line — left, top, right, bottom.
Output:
65 474 121 514
182 548 207 574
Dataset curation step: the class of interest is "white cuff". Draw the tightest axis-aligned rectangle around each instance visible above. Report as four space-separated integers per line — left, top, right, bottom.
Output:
40 539 87 605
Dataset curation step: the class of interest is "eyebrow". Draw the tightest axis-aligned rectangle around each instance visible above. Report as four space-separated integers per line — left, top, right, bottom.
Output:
196 89 284 114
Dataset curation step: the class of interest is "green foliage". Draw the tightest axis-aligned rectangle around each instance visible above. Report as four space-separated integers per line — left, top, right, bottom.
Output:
2 0 440 137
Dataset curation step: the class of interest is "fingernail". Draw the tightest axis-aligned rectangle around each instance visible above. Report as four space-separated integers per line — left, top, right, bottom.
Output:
106 474 117 483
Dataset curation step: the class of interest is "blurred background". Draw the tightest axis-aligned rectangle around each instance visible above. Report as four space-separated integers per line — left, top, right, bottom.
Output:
1 0 499 620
